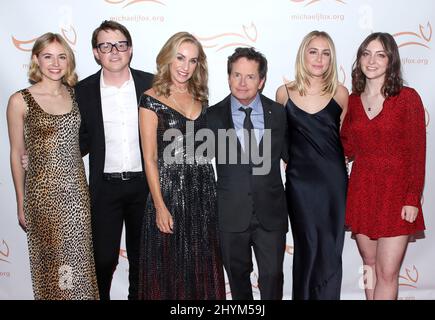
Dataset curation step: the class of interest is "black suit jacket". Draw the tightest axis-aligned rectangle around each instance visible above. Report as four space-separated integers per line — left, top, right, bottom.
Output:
207 94 288 233
75 68 153 208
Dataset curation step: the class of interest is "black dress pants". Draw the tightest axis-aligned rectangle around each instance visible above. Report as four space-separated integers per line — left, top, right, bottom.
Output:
91 176 148 300
220 214 286 300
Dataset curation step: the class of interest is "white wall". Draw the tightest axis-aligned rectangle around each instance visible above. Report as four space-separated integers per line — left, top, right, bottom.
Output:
1 0 434 300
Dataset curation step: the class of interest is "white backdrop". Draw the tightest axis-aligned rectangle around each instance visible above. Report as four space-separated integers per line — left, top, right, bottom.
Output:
0 0 434 300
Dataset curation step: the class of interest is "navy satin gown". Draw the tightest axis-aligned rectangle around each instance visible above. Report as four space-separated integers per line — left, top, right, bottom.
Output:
285 97 347 300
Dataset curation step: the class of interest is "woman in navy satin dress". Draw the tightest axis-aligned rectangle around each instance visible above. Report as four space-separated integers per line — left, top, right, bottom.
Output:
276 31 348 300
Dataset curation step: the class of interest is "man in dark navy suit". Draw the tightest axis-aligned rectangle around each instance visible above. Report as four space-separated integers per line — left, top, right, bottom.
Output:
207 47 289 300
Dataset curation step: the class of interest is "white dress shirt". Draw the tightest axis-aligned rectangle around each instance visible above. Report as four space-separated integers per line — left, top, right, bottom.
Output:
100 70 142 173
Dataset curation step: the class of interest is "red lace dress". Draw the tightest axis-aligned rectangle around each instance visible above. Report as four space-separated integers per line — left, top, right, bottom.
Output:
340 87 426 239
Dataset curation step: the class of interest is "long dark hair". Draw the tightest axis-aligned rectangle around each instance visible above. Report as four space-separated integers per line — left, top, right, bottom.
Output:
351 32 403 97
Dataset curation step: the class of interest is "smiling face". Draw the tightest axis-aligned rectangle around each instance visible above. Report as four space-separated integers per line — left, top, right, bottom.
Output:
360 39 389 81
33 41 68 82
228 57 265 105
93 29 132 73
304 36 331 78
169 41 199 86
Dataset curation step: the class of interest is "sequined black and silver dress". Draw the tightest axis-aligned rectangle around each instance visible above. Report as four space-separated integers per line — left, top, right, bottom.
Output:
138 94 225 300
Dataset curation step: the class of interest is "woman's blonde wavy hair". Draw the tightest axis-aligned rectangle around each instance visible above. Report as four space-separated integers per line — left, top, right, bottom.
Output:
289 30 338 96
152 32 208 102
28 32 77 86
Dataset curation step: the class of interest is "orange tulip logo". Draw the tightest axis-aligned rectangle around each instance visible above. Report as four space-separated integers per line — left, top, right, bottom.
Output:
11 36 38 52
399 265 418 288
393 22 432 49
290 0 346 7
105 0 166 7
61 26 77 46
196 23 257 52
12 26 78 52
0 239 11 264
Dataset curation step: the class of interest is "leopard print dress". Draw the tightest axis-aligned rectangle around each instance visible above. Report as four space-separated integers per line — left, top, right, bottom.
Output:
21 88 99 300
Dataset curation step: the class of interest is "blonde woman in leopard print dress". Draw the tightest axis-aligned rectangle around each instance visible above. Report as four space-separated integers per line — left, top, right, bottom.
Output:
6 33 99 300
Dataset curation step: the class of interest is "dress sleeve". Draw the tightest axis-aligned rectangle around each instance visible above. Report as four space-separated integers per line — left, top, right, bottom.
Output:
403 88 426 207
340 100 355 159
138 94 159 114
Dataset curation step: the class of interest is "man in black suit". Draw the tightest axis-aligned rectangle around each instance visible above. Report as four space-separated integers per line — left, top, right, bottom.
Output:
75 20 153 300
207 47 289 300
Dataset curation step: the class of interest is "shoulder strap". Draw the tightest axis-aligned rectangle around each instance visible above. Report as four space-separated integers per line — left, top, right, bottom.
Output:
19 88 31 102
284 84 291 100
19 88 32 114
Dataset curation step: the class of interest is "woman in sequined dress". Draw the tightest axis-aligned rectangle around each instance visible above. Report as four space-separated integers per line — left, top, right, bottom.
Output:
137 32 225 299
340 32 426 300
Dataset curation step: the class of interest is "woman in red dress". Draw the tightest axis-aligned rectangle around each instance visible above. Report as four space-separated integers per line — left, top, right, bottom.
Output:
340 32 426 300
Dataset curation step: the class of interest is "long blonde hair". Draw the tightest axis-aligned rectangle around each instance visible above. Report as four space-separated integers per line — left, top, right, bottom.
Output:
290 30 338 96
152 32 208 102
28 32 77 86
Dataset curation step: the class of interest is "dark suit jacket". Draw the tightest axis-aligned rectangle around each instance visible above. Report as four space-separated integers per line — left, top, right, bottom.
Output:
75 67 153 208
207 94 289 233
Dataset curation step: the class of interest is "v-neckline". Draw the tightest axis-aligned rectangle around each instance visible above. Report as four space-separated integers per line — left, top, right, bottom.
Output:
287 97 334 116
146 94 202 121
360 95 385 121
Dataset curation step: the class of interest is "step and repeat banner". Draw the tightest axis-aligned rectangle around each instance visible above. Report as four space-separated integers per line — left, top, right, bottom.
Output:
0 0 434 300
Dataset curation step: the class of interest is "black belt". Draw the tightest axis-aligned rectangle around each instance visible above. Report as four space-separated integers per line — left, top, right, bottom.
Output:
103 171 144 181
